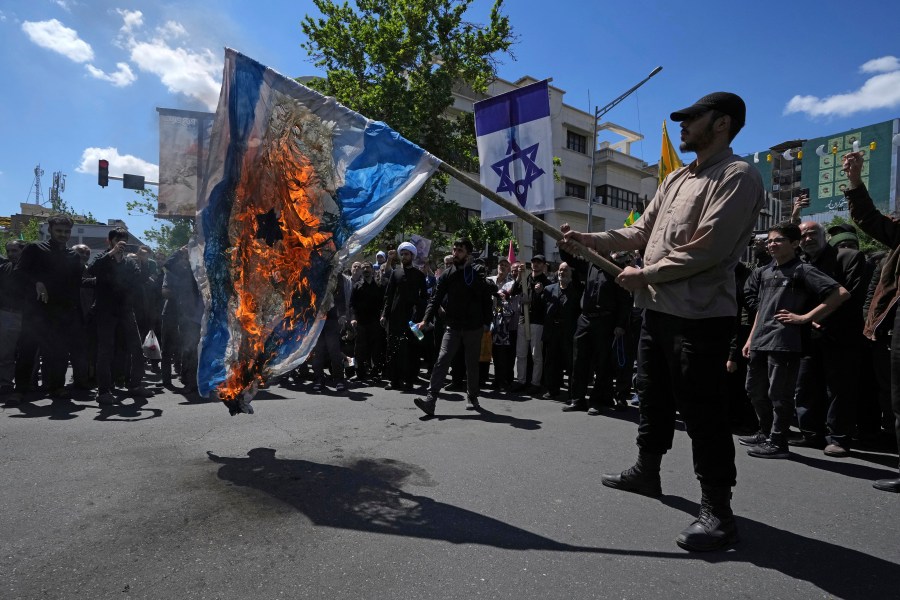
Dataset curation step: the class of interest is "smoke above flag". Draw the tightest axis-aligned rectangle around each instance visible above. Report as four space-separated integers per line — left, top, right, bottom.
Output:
475 80 555 220
658 119 683 185
192 49 439 414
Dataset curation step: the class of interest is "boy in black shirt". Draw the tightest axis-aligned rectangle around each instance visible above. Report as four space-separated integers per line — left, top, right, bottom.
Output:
740 223 849 458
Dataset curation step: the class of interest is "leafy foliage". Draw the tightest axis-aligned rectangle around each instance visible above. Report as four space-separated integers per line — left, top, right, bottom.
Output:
824 215 888 255
126 189 194 256
301 0 514 247
455 216 515 260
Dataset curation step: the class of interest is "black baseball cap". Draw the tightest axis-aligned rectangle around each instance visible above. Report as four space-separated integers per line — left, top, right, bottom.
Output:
531 254 546 263
670 92 746 129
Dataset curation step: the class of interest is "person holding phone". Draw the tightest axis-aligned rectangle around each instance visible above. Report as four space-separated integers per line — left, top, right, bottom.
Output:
88 227 153 405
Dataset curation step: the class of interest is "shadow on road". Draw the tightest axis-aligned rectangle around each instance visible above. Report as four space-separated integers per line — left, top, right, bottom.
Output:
789 452 899 480
208 448 599 552
94 397 163 422
6 398 87 420
426 408 542 430
658 494 900 600
206 448 900 598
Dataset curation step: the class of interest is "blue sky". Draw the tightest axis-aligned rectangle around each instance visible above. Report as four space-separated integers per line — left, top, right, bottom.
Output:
2 0 899 242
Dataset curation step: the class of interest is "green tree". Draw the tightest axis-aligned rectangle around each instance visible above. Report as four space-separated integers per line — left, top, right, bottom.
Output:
126 189 194 256
824 215 888 255
0 218 41 253
301 0 514 247
455 215 515 261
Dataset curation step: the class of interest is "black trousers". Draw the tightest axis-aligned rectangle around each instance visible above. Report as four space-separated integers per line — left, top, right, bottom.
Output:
794 333 860 448
889 310 900 468
542 324 574 396
635 310 736 488
570 314 615 408
354 321 385 377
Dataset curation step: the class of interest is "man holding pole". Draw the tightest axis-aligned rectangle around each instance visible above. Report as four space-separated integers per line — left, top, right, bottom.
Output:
560 92 764 552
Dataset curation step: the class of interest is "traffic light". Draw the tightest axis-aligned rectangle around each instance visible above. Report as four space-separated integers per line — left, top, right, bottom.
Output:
98 159 109 187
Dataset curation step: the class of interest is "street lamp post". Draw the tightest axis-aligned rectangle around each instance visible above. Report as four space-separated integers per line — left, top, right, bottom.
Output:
586 66 663 232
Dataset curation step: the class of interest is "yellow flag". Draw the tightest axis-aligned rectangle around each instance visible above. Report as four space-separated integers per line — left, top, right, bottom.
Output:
659 120 683 185
624 210 641 227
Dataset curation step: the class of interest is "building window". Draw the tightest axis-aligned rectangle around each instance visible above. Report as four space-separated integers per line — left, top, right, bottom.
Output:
565 181 586 199
566 130 587 154
595 184 642 212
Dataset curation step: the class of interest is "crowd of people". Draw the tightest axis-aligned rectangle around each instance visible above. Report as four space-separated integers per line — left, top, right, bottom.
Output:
0 215 201 406
2 92 899 555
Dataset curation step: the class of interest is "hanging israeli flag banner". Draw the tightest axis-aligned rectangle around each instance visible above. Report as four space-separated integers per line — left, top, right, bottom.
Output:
475 80 555 220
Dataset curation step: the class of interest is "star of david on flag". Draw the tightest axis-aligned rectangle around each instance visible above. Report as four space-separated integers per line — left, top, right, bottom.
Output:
475 80 554 219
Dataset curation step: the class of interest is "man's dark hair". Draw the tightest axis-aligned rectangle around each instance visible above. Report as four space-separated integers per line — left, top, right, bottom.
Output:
108 227 129 242
768 222 801 242
452 238 473 253
47 215 74 228
708 109 742 142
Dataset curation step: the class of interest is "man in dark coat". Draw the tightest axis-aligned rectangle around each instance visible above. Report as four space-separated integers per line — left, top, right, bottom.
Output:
380 241 428 391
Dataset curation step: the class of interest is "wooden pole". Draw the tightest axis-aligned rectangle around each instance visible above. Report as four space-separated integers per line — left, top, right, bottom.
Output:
437 161 622 277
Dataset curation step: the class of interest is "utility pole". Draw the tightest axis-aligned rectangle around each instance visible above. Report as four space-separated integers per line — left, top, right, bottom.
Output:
586 66 662 232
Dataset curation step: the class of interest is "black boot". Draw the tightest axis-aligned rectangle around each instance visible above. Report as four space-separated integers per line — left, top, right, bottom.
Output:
601 450 663 497
873 469 900 493
676 485 739 552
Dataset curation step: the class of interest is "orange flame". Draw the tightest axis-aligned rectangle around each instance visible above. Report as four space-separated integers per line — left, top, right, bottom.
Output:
217 135 334 401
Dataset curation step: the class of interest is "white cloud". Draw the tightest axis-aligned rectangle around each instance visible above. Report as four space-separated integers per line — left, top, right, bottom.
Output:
110 10 220 109
784 56 900 118
861 56 900 74
156 20 187 40
54 0 74 12
22 18 94 63
128 41 221 110
85 62 136 87
0 10 8 22
76 147 159 182
117 9 143 35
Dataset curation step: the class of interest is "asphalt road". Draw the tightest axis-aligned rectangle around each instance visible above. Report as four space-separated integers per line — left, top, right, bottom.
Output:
2 374 898 600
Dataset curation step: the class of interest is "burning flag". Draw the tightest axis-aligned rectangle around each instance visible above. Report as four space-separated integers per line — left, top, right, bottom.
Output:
192 49 439 414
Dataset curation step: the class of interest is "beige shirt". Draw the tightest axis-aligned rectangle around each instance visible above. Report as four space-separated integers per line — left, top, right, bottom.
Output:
590 147 765 319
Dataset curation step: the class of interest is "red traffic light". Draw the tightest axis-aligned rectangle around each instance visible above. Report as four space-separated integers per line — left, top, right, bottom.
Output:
98 159 109 187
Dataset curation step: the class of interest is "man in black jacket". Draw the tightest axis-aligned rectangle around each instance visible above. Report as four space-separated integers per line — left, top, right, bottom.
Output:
560 247 632 414
413 239 492 415
540 261 581 400
0 241 27 404
380 242 428 391
89 228 152 405
16 215 90 397
350 263 385 381
794 220 867 455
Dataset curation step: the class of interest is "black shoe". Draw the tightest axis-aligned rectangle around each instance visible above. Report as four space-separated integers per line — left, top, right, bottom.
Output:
738 431 768 447
561 402 586 412
601 465 662 498
508 382 527 393
465 398 480 411
747 440 790 459
586 407 602 416
873 477 900 493
384 382 396 391
675 487 738 552
414 397 436 416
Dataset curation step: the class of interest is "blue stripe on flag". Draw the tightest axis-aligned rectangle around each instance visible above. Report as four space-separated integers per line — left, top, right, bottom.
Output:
335 121 429 246
197 54 265 395
474 80 550 137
